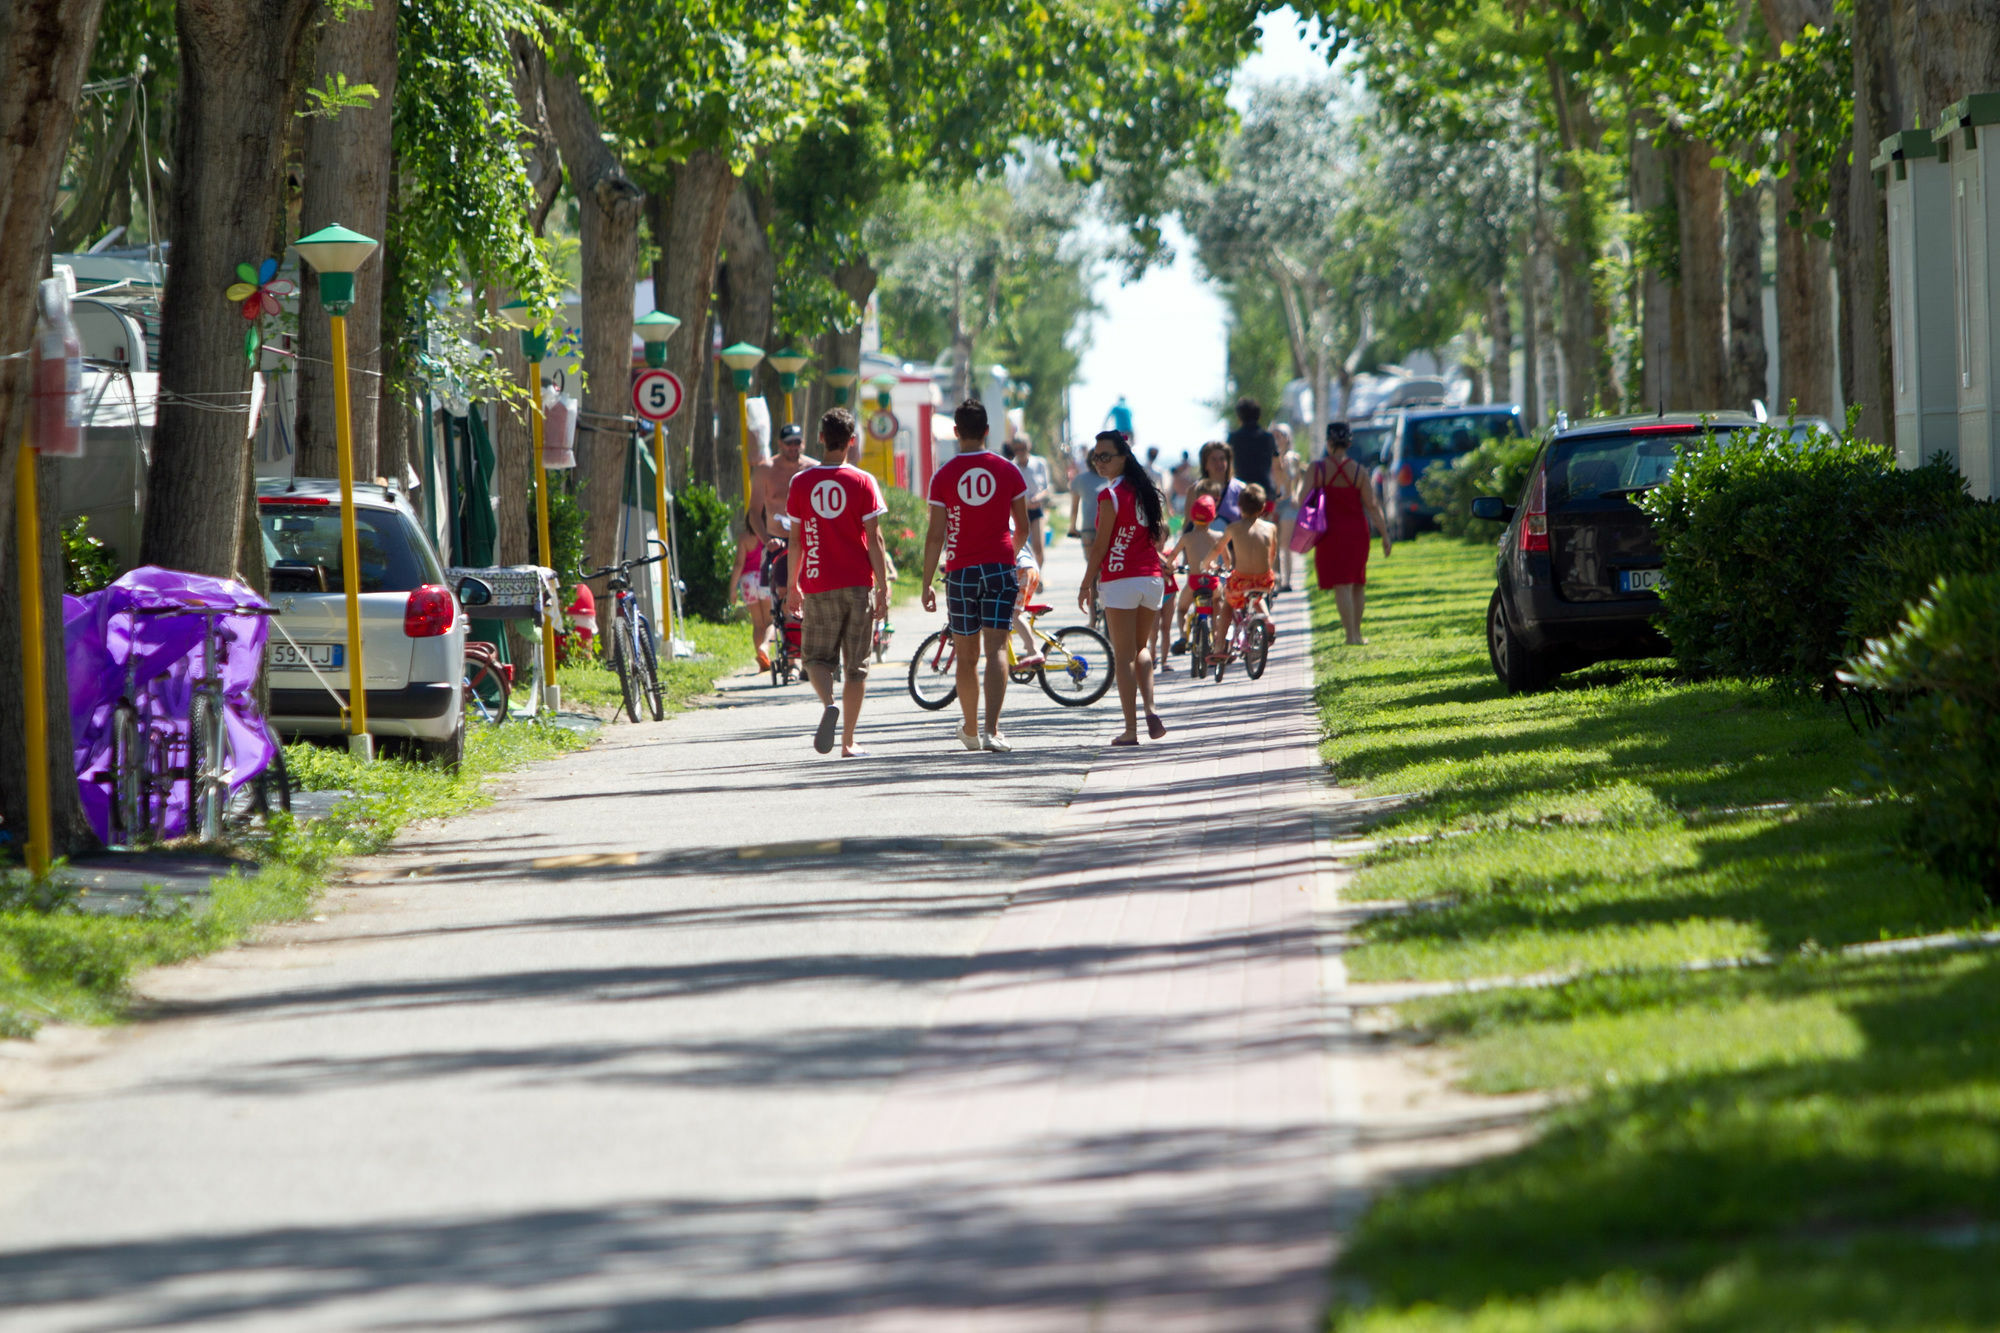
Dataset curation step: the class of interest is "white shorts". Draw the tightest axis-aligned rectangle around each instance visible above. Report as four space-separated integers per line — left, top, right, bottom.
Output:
740 573 767 601
1100 575 1165 611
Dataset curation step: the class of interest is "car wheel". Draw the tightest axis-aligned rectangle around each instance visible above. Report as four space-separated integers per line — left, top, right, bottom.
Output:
1487 587 1552 694
419 716 465 771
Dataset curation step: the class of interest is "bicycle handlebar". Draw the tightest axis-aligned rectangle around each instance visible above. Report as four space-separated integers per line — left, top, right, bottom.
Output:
133 603 278 617
578 551 668 581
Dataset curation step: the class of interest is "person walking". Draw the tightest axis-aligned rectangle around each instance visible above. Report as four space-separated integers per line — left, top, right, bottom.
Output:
784 408 890 757
1077 430 1170 746
1197 440 1245 524
1105 394 1135 449
1271 423 1302 591
1008 434 1052 566
922 398 1030 752
1227 397 1278 497
1308 420 1392 645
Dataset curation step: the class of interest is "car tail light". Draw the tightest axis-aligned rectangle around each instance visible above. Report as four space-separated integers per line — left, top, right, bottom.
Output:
1397 464 1415 487
1521 465 1550 552
404 584 455 637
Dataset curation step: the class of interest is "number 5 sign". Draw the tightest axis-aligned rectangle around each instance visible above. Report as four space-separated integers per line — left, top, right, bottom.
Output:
632 368 684 422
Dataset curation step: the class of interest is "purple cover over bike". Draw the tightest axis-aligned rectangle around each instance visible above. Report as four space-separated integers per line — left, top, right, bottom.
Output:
64 566 276 842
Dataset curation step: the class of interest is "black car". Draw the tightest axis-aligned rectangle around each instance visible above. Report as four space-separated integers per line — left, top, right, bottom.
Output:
1472 411 1763 692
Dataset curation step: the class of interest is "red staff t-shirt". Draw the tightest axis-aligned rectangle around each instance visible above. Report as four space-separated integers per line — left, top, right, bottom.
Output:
787 463 886 593
929 450 1026 570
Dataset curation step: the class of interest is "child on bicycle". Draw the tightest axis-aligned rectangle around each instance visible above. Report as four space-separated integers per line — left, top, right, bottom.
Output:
1010 541 1045 669
1165 490 1226 657
1202 483 1276 662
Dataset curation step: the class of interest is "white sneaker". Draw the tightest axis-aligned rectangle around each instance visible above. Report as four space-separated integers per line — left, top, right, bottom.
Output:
958 728 981 751
982 731 1013 753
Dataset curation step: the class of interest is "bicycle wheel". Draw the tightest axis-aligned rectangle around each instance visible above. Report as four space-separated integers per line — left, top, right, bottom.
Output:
638 619 665 721
1089 592 1107 637
613 621 641 722
907 629 959 710
110 703 146 844
1244 621 1272 680
1039 626 1113 706
188 691 229 841
464 647 510 725
1188 617 1211 684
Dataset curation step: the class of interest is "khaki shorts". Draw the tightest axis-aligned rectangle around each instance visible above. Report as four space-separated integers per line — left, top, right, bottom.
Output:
801 584 874 681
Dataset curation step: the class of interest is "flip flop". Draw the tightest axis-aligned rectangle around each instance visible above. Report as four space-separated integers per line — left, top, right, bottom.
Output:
841 747 871 758
1110 735 1140 747
813 704 840 754
1146 711 1167 740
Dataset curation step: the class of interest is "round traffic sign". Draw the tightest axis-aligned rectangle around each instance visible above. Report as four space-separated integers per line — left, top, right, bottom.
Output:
632 368 684 422
867 409 898 440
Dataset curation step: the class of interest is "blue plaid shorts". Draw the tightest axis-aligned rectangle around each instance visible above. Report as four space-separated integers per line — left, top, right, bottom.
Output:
945 562 1020 636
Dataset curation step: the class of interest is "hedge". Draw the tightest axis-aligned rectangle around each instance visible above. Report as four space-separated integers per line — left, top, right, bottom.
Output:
1415 433 1543 541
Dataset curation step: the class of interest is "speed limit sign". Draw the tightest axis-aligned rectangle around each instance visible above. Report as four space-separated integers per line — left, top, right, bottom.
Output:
632 368 684 422
867 409 898 440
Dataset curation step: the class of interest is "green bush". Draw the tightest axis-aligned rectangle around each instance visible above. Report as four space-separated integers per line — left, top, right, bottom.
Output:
62 516 119 593
879 486 928 574
1415 433 1543 540
1841 573 2000 898
673 482 739 621
1639 429 1967 685
1846 501 2000 646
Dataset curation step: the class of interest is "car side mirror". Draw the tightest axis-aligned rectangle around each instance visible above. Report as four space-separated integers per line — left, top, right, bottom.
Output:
1470 497 1514 522
456 576 494 607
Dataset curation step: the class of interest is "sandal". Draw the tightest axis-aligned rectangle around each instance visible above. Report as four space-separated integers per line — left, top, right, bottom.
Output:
1145 711 1167 740
1110 735 1140 747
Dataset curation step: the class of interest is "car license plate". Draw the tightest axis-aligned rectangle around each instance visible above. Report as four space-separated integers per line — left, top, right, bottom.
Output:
271 641 343 669
1619 567 1665 594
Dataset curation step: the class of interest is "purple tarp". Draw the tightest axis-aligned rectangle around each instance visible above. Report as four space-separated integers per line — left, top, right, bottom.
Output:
65 567 276 842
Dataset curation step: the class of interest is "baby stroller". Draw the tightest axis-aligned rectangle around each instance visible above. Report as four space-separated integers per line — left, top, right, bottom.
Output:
760 541 802 686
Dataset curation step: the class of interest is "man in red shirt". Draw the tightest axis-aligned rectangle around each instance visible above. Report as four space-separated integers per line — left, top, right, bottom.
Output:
785 408 890 757
921 398 1030 752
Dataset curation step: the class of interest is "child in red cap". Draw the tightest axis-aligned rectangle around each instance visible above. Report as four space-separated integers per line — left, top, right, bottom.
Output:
1164 487 1227 659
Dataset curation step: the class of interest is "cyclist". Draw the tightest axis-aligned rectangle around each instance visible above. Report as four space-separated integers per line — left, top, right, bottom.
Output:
922 398 1030 753
1203 483 1277 663
1166 491 1224 656
1010 539 1045 670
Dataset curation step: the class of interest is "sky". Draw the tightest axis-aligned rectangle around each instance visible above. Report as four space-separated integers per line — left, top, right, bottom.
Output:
1062 8 1338 465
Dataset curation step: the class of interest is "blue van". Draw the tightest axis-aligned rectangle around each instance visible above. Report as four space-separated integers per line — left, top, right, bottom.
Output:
1384 405 1524 541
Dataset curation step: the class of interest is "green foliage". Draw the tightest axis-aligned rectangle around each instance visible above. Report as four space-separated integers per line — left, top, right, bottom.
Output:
295 71 379 119
1638 429 1968 685
1416 432 1541 541
878 485 927 573
537 478 587 587
61 516 120 594
1845 502 2000 646
673 483 739 622
1842 574 2000 898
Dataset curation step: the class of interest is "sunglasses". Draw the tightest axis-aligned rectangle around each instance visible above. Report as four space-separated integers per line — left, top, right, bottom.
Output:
1089 451 1119 463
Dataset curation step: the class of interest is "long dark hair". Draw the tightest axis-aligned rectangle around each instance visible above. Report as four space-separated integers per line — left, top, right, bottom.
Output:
1096 430 1165 541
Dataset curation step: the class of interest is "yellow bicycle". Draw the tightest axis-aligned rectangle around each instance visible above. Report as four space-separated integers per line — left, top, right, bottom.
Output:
907 603 1113 708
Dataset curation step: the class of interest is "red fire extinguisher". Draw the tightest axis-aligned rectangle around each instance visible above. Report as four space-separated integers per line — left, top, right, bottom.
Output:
33 278 83 459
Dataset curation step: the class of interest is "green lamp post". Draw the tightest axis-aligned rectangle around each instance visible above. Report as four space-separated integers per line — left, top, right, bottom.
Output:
824 366 858 408
869 373 897 411
500 297 560 713
768 348 808 425
719 342 765 510
295 223 380 758
635 310 680 369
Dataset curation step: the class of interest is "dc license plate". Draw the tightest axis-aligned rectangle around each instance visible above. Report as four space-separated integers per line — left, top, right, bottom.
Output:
271 641 343 669
1619 567 1665 594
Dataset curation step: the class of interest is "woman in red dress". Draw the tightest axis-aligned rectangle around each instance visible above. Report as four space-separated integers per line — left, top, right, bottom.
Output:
1309 420 1392 644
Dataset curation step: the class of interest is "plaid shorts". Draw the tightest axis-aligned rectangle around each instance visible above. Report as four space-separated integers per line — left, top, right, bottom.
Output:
945 562 1019 636
801 584 874 680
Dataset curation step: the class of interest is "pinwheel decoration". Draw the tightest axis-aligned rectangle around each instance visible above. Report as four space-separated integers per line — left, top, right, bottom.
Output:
225 259 295 365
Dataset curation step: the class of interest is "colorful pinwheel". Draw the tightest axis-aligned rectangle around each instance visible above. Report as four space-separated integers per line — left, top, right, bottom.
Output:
225 259 296 364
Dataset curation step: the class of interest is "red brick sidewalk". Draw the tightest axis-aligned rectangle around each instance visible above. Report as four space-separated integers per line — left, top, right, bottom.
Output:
745 592 1348 1330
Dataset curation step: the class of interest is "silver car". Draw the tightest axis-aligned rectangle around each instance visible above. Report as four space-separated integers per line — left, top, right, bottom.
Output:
256 477 470 766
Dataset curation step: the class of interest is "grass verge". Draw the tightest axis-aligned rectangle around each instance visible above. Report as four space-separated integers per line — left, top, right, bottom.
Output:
1315 537 2000 1331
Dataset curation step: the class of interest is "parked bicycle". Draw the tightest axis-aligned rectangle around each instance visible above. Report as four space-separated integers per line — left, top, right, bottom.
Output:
907 603 1113 710
579 540 670 722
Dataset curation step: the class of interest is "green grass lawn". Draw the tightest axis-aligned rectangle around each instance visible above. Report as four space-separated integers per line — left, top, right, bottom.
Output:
1315 537 2000 1332
558 615 755 717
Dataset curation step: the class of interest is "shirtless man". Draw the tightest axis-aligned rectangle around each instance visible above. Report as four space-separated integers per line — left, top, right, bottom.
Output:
1202 484 1277 660
748 423 814 664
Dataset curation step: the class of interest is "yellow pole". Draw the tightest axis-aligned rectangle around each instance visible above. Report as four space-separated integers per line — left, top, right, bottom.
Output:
329 312 372 758
530 359 559 712
652 420 675 646
784 389 795 427
737 391 753 516
15 438 51 877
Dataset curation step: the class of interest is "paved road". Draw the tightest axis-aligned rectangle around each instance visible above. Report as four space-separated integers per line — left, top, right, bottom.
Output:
0 537 1353 1331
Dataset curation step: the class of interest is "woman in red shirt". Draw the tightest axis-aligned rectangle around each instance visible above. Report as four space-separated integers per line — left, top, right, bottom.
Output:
1078 430 1170 745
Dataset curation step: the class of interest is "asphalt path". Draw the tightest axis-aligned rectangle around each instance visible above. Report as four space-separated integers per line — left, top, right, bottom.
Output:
0 533 1351 1331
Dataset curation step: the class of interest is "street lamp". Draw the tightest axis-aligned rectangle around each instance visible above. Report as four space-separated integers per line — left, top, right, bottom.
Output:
767 348 808 426
869 373 897 411
635 310 681 649
501 297 560 714
719 341 765 510
824 366 857 407
295 223 379 759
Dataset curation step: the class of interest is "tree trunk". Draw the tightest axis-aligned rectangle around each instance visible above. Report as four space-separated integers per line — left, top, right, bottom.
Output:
1520 228 1540 427
51 89 137 253
1726 180 1769 410
807 259 876 439
0 0 108 589
292 0 395 481
0 455 94 856
143 0 321 579
1849 0 1902 442
541 60 644 570
1545 58 1608 416
653 151 736 501
1888 0 2000 129
716 181 775 492
1676 141 1729 410
1774 170 1835 417
1631 127 1674 412
1486 283 1511 406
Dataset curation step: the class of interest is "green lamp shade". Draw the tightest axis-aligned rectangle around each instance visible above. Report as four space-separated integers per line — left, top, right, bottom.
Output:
824 366 857 404
636 310 680 367
870 374 897 408
498 299 539 329
499 299 552 359
295 223 378 275
768 348 808 375
720 341 764 393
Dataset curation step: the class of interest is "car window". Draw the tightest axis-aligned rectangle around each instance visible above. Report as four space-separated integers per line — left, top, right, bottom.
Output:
1404 414 1521 458
261 505 439 592
1349 426 1392 467
1550 426 1746 503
